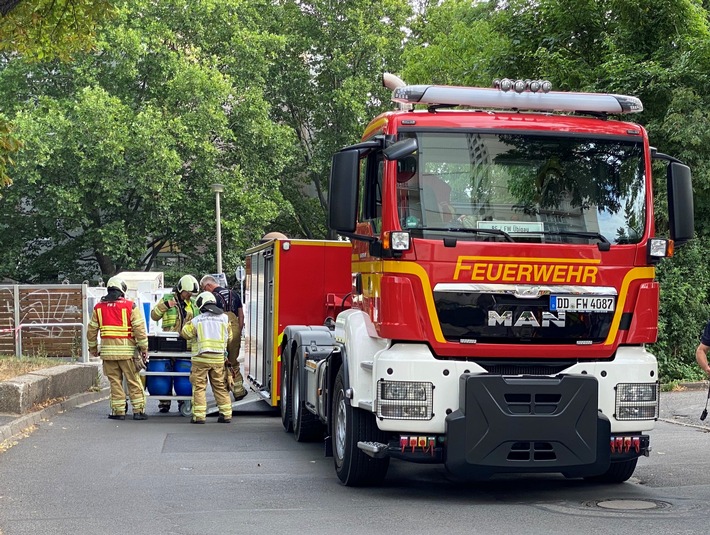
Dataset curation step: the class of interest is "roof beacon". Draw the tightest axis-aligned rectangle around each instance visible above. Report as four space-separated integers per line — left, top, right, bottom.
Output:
392 80 643 115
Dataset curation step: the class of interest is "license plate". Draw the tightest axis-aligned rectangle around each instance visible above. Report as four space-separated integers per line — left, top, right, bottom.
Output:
550 295 615 313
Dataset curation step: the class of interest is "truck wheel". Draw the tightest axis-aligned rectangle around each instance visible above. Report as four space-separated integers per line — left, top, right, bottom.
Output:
280 358 293 432
585 458 638 483
332 366 390 486
291 358 324 442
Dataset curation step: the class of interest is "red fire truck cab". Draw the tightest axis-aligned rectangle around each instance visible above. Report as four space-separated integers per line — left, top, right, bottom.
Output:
243 75 695 486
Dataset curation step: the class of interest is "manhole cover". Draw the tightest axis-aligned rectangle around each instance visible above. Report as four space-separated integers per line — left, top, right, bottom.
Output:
595 499 668 511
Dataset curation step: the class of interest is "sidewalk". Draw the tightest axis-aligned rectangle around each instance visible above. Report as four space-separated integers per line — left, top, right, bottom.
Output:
0 387 110 442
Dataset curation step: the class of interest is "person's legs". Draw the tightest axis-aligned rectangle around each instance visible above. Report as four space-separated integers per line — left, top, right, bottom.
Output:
103 360 127 418
207 362 232 422
226 312 247 400
119 359 147 419
190 361 209 422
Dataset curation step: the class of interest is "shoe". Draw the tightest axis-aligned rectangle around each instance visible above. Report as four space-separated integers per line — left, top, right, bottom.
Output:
191 418 205 424
217 415 232 423
232 385 248 401
133 412 148 420
158 405 170 413
108 414 126 421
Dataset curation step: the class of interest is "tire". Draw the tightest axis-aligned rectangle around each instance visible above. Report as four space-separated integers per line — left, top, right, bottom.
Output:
179 401 192 418
585 458 638 483
332 365 390 486
280 356 293 433
292 358 324 442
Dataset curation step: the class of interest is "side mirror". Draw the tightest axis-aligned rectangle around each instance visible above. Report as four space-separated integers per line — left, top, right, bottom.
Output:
383 137 418 160
328 150 359 233
667 162 694 245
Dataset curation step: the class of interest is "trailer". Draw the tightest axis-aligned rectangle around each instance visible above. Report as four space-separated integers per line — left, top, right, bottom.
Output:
243 75 695 486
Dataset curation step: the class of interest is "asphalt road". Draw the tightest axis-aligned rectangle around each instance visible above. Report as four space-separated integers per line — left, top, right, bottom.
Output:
1 390 710 535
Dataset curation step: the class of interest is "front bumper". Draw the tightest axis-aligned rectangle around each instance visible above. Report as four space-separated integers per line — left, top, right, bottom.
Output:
445 374 611 479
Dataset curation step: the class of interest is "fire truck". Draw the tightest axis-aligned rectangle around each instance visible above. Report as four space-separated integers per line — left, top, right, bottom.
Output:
242 75 695 486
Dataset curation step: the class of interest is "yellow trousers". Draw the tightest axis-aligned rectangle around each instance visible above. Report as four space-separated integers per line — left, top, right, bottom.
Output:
190 360 232 420
225 311 246 398
103 359 145 415
225 311 241 367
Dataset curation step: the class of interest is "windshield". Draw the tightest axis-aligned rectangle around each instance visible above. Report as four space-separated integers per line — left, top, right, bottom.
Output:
396 132 646 245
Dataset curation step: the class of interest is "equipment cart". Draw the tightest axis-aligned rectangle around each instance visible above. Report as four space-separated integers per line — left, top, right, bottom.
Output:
141 350 193 417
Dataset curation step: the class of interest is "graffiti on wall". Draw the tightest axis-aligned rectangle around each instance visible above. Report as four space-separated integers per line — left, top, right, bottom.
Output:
0 285 84 358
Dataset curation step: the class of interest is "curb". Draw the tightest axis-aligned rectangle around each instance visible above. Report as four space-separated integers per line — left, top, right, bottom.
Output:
0 387 109 442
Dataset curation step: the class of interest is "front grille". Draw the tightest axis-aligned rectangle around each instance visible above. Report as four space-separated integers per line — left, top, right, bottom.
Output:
508 442 557 462
504 393 562 414
478 362 573 375
434 291 613 344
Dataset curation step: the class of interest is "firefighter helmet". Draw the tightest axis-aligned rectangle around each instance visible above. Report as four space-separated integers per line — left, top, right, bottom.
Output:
195 291 217 311
106 276 127 295
176 274 199 295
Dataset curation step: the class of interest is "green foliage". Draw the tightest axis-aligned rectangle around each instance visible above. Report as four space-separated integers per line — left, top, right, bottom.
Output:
0 116 21 193
0 0 293 282
0 0 114 61
653 237 710 382
263 0 412 238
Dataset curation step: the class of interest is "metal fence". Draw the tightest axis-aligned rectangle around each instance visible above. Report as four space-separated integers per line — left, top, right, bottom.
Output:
0 284 90 363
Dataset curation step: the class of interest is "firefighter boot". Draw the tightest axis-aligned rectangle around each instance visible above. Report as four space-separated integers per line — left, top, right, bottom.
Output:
218 415 232 423
158 401 171 413
133 412 148 420
108 414 125 421
232 369 247 401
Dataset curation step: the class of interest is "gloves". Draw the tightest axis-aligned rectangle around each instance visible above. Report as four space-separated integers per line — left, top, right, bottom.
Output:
133 351 148 372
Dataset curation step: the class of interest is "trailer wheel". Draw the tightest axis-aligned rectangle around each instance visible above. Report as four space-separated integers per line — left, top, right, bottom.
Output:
585 458 638 483
280 358 293 433
332 366 389 486
179 401 192 418
292 358 324 442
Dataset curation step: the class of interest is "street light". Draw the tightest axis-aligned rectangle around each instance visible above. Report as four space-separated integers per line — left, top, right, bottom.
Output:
211 184 224 275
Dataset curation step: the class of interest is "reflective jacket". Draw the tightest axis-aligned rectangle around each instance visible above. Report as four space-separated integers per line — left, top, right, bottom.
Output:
181 311 233 365
151 293 198 345
87 297 148 360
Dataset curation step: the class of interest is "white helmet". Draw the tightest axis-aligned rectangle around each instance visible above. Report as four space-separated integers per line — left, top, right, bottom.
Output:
106 276 127 295
196 291 219 312
176 274 199 295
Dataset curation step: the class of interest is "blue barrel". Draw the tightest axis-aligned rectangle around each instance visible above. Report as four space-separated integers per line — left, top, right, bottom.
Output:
146 359 172 396
173 359 192 396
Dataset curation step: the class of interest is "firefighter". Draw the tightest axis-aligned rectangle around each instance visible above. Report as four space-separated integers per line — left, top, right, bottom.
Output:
199 275 247 400
150 274 200 413
87 276 149 420
180 292 233 424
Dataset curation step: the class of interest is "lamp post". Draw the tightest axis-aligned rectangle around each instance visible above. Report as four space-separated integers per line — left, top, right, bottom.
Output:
211 184 224 275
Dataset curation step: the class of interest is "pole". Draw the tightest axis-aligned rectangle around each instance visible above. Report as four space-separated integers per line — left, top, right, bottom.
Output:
212 184 224 275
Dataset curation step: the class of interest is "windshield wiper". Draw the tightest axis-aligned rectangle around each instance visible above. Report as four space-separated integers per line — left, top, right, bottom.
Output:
424 227 515 242
536 230 610 244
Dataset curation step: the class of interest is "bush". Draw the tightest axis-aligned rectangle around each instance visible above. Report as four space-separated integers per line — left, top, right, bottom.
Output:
652 236 710 382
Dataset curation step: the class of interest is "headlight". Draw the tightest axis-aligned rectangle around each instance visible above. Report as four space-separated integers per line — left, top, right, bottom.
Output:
615 383 659 421
381 381 427 401
377 380 433 420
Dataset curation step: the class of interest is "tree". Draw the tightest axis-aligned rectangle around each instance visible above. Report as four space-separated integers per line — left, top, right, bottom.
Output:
262 0 413 238
0 0 113 59
0 0 294 282
0 0 116 197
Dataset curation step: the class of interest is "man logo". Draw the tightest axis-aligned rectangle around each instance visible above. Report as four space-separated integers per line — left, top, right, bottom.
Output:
488 310 566 328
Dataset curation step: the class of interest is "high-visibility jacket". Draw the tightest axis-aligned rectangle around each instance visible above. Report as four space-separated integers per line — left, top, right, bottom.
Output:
150 293 198 333
181 312 233 365
87 297 148 360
